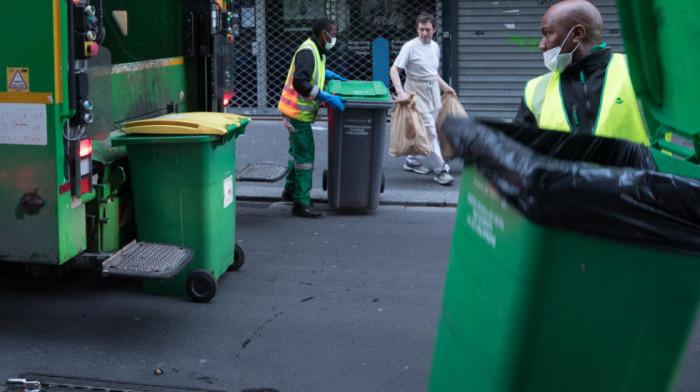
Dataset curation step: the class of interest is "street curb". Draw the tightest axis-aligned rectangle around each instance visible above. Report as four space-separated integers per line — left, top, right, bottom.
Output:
236 184 458 208
235 194 457 208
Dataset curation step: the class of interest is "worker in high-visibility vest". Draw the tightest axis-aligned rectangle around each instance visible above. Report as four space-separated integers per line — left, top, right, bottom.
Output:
514 0 649 145
278 18 346 218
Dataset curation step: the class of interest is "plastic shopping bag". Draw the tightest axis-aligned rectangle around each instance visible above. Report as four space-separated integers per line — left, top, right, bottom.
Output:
389 95 431 157
437 94 469 161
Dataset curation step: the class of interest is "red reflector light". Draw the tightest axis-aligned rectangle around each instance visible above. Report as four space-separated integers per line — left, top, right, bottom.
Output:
223 93 234 106
81 177 91 194
59 182 71 194
79 139 92 158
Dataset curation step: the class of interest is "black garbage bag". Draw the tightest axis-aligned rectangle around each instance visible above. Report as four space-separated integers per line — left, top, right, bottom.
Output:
441 116 700 255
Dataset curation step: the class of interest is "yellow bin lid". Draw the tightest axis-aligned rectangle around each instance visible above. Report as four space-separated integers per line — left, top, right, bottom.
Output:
124 112 250 135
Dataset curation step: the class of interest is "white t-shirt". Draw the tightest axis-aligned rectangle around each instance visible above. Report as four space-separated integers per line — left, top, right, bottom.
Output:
393 37 440 80
394 37 441 112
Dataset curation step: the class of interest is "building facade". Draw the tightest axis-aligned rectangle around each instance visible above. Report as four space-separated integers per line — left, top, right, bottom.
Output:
229 0 623 121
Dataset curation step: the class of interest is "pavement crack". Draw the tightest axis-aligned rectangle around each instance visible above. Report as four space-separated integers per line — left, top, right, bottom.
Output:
235 290 344 360
236 311 284 358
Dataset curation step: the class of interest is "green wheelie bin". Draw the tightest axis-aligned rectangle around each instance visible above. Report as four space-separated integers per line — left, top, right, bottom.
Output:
430 1 700 390
112 112 249 302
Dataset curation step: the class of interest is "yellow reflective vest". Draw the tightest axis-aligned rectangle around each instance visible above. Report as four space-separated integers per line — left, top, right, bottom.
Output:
278 38 326 123
524 53 649 145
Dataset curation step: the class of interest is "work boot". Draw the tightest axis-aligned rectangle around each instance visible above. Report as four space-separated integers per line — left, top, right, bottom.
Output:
281 189 293 202
292 203 325 218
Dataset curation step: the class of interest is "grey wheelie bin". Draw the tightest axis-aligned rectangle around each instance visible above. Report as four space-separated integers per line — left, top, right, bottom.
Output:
324 80 393 209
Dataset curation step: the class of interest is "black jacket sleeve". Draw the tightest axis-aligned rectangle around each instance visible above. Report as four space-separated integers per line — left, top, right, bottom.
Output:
292 49 318 98
513 97 538 127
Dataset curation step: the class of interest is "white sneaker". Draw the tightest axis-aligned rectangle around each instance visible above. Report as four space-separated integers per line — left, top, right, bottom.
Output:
434 171 454 185
403 161 430 174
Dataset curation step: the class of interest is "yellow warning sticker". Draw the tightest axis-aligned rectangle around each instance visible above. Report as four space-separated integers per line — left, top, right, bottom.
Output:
7 67 29 92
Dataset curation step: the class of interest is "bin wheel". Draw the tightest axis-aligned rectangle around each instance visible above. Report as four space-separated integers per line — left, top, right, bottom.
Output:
322 169 328 191
380 171 385 193
229 244 245 271
186 269 218 303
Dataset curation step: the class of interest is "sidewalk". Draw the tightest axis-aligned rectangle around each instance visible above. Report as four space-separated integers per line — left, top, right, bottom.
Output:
233 118 462 207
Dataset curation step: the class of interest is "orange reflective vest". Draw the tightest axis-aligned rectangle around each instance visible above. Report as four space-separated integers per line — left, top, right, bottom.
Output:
524 53 649 145
278 38 326 122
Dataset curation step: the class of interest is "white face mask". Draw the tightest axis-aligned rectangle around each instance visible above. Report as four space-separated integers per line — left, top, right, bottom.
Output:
323 31 336 50
543 27 580 72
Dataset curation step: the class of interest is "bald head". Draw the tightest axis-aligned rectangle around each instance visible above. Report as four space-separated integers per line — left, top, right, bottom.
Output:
539 0 603 62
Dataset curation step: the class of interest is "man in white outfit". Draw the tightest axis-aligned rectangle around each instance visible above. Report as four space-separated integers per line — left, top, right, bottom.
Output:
390 12 456 185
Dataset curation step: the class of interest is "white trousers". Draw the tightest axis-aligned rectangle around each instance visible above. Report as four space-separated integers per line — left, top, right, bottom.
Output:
406 109 449 174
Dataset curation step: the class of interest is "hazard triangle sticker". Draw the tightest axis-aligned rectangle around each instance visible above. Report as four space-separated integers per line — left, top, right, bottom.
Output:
7 68 29 92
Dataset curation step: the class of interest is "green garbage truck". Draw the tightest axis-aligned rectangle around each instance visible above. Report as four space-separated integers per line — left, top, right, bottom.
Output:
0 0 247 302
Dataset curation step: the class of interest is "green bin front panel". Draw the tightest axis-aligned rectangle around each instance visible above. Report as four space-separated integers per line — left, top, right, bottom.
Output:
122 135 236 297
429 165 700 392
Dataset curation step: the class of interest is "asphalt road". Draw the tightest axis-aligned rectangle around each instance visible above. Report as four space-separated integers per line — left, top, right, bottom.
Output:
2 198 699 392
0 202 454 392
1 117 699 391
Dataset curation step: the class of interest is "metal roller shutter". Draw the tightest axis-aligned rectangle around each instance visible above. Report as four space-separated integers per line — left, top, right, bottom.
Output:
453 0 624 121
228 0 440 115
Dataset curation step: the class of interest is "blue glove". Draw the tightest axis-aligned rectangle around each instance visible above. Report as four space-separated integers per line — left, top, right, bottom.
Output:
325 70 348 81
318 91 347 111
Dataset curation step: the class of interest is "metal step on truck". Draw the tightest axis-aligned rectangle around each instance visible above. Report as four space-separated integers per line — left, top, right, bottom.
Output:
0 0 286 302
